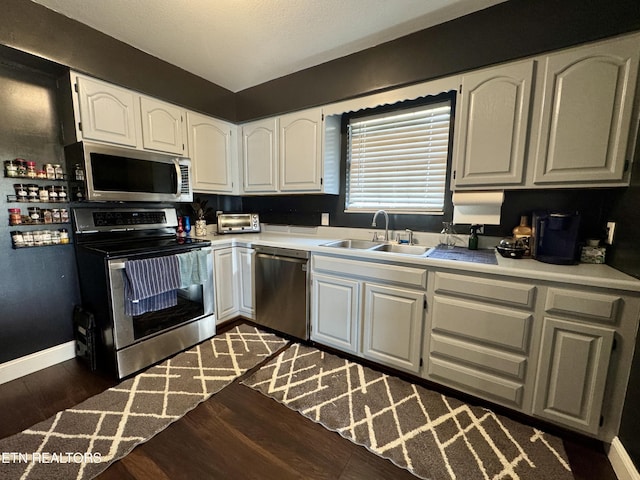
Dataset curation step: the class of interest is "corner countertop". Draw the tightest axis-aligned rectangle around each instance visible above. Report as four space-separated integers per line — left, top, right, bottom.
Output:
199 228 640 293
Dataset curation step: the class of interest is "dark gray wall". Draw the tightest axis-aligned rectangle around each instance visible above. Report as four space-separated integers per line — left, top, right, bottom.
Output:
0 48 79 363
1 0 236 121
236 0 640 120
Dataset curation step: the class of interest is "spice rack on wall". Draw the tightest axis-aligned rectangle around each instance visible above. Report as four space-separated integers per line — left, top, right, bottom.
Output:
4 160 72 249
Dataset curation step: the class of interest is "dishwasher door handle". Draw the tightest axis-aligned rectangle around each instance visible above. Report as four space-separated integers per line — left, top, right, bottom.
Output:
256 252 308 266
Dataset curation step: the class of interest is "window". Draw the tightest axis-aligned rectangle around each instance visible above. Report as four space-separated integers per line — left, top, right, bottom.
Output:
345 97 452 214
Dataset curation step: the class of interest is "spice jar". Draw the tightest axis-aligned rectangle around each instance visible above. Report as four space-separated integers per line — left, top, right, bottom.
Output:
51 230 61 244
60 208 69 223
53 164 64 180
41 230 52 245
11 231 25 248
74 163 85 181
51 208 61 223
22 230 34 247
42 208 53 224
15 159 27 177
44 163 55 179
55 185 67 202
26 161 37 178
27 184 39 202
46 185 58 202
8 208 22 225
4 160 18 177
38 186 49 202
33 230 44 246
14 183 28 202
28 206 41 223
59 228 70 244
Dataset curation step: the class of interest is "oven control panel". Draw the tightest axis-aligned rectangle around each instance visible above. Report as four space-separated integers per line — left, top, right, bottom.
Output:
93 211 167 226
217 213 260 234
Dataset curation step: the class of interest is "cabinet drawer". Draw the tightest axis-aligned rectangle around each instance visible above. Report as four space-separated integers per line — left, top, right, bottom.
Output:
312 255 427 289
431 296 532 353
434 271 536 309
430 333 527 379
545 288 622 323
427 357 524 406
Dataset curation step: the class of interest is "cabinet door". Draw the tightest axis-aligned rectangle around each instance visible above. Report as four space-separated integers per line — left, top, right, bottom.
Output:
187 112 235 193
532 35 639 184
140 96 186 155
310 273 360 354
236 247 255 318
279 108 323 192
242 118 278 193
454 60 534 187
76 76 139 147
362 284 424 373
213 248 238 324
533 317 614 435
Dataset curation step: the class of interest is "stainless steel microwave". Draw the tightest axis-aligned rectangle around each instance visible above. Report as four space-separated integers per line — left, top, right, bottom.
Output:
64 141 193 203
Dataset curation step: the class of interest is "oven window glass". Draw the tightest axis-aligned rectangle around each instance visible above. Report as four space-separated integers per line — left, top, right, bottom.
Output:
91 153 177 194
132 286 204 340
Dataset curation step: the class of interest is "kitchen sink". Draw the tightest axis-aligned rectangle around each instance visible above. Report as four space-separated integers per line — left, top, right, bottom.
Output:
321 239 432 256
371 243 431 256
322 239 385 249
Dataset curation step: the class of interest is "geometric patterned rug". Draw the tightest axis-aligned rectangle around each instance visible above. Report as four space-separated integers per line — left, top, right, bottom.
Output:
242 343 574 480
0 324 287 480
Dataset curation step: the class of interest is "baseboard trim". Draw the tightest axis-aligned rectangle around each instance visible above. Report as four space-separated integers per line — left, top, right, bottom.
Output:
0 341 76 385
609 436 640 480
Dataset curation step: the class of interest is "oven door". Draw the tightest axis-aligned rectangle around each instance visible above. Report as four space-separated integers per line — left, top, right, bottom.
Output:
107 247 214 350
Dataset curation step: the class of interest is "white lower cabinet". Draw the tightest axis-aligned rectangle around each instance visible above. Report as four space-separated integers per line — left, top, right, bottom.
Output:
213 246 255 324
213 248 237 324
311 273 360 354
310 254 427 374
236 247 255 318
362 284 424 373
532 317 614 435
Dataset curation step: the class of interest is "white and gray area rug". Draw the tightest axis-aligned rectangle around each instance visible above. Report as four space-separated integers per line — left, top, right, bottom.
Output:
242 343 574 480
0 324 288 480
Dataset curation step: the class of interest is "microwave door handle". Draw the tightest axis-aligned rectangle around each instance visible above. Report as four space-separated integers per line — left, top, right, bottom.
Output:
174 162 182 199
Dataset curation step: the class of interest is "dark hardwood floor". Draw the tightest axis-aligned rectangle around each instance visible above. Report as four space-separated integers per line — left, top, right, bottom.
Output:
0 330 618 480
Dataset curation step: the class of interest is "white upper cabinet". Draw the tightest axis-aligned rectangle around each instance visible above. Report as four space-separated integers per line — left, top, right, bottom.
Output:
241 108 339 195
140 96 186 155
187 111 236 194
279 108 323 192
241 117 279 193
75 74 140 147
453 60 534 187
531 34 640 185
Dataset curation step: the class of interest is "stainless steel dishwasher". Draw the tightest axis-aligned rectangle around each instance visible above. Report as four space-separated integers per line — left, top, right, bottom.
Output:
254 246 310 340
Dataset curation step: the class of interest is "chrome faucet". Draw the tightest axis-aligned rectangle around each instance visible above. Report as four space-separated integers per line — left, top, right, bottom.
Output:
372 210 389 241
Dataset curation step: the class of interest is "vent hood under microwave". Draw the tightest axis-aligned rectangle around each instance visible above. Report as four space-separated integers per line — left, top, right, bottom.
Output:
64 141 193 203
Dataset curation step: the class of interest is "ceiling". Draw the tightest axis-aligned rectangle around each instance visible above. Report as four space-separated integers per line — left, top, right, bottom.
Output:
31 0 506 92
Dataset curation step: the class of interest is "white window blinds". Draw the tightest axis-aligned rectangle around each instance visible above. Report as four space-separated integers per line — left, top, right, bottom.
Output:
346 100 451 213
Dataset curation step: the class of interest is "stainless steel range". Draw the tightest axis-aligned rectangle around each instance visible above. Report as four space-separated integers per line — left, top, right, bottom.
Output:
72 207 214 378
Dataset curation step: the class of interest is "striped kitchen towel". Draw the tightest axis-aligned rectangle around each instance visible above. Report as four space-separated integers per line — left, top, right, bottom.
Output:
123 255 181 316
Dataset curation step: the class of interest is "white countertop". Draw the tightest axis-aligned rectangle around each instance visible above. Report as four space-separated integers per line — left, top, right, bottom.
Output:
200 226 640 293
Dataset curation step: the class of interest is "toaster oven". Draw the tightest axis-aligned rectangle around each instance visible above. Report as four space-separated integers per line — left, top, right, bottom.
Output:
217 213 261 234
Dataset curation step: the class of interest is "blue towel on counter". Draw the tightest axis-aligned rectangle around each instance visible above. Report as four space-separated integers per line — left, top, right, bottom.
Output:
177 250 209 288
123 255 181 316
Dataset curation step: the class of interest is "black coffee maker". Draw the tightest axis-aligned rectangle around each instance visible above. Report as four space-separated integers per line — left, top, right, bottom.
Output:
531 211 581 265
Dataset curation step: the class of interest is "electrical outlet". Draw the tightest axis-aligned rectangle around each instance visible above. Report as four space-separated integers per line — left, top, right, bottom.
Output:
606 222 616 245
476 225 484 234
321 213 329 226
